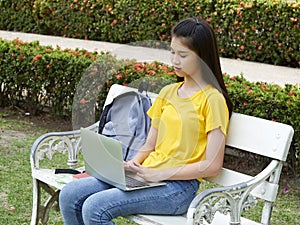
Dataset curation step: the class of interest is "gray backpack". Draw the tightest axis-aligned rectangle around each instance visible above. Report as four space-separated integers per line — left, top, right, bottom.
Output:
98 88 152 161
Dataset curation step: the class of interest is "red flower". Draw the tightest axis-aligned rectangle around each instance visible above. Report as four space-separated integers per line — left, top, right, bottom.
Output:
148 70 156 75
288 92 295 97
46 64 50 69
32 54 42 62
110 19 118 26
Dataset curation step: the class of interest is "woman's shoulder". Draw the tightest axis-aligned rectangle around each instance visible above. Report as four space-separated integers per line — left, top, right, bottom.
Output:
203 85 224 98
201 86 227 110
158 82 180 97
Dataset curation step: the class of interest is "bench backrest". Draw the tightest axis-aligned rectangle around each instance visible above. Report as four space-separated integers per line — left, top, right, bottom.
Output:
226 113 294 161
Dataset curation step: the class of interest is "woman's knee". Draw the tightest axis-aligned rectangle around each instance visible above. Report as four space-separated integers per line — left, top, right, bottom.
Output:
59 181 79 209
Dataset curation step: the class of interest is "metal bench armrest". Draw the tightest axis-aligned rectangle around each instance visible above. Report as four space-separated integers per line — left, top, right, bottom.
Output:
30 123 98 169
187 160 280 224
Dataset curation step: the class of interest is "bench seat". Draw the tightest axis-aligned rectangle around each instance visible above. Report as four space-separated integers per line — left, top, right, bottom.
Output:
126 212 261 225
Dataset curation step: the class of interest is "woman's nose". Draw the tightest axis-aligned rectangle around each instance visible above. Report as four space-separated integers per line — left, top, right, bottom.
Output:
171 54 180 65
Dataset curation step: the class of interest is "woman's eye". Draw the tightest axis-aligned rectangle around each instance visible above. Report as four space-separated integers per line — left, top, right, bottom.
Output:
170 51 187 58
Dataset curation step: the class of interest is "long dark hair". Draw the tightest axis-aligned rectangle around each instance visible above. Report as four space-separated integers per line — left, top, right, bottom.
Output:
171 17 233 116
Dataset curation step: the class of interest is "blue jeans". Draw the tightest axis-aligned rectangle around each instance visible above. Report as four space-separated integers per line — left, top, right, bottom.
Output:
59 177 200 225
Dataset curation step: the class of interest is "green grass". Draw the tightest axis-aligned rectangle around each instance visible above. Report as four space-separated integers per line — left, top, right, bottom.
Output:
0 116 299 225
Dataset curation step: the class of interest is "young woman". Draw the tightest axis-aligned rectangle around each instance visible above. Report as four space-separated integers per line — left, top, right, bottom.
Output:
59 17 233 225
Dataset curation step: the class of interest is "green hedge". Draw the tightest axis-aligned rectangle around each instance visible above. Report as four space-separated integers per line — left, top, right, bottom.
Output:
0 0 299 67
0 38 299 173
0 38 99 116
224 75 300 173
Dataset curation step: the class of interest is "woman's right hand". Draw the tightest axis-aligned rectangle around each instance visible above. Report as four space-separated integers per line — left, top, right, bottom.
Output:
124 160 139 172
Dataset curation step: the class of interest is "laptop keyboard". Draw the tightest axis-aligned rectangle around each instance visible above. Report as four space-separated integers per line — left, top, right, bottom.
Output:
125 176 150 188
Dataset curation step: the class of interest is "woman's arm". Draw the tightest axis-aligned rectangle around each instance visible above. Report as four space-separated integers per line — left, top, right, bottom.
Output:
124 126 158 168
129 127 225 182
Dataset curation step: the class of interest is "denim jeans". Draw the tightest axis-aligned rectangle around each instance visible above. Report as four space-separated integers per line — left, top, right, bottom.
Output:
59 177 200 225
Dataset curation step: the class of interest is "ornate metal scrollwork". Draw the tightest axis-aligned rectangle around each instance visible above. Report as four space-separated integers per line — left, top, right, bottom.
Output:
34 134 81 169
193 189 257 225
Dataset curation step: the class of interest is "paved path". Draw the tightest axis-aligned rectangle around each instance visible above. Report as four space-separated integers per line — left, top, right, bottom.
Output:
1 30 299 87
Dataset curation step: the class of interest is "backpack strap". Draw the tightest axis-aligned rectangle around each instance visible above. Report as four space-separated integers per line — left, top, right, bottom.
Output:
98 101 112 134
123 92 143 161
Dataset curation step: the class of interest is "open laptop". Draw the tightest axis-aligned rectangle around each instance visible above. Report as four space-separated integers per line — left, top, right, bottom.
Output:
80 128 166 191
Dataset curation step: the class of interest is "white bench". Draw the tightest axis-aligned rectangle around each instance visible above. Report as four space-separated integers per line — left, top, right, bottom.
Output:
30 84 294 225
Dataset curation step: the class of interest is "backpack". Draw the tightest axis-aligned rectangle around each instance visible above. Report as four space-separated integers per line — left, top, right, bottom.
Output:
98 87 152 161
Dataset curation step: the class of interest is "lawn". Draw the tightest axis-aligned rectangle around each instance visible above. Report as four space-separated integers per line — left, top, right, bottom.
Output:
0 110 299 225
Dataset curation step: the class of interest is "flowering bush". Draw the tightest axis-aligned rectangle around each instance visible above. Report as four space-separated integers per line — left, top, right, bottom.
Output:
0 0 299 67
0 38 99 116
224 74 300 173
212 0 300 67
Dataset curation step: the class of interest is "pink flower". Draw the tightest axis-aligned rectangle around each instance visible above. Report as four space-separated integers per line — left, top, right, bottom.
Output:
80 98 88 105
116 75 123 80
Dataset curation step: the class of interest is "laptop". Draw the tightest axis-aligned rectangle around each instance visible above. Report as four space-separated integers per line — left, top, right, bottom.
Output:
80 128 166 191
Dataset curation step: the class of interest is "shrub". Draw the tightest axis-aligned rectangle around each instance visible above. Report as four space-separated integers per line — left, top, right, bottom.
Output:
211 0 300 67
0 38 99 116
224 74 300 173
0 0 299 67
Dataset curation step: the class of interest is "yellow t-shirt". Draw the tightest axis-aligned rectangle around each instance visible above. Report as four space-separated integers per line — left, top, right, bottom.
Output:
142 82 229 174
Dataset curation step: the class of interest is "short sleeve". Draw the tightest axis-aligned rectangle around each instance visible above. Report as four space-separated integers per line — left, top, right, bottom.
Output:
205 92 229 135
147 96 165 129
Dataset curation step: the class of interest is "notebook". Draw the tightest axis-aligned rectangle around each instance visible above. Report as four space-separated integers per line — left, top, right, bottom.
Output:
80 128 166 191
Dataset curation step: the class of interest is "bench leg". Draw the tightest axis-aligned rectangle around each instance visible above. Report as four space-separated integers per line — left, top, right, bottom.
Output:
261 201 273 225
30 179 60 225
31 178 41 225
40 183 60 224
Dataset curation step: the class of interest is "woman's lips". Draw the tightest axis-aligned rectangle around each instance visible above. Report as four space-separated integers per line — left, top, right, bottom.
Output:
174 67 181 71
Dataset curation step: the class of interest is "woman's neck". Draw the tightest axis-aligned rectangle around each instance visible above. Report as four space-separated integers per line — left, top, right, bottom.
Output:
178 77 208 98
